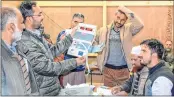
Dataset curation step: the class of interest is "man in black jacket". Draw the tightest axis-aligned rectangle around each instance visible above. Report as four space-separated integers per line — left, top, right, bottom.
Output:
139 39 174 96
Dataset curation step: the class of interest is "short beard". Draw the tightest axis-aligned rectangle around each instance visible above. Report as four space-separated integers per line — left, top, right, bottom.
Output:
140 63 146 66
33 22 41 29
141 58 151 67
12 27 22 43
165 48 171 52
114 21 123 28
145 58 152 68
32 18 42 29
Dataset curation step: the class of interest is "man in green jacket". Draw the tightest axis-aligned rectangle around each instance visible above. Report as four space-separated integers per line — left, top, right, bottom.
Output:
17 1 86 96
164 40 174 73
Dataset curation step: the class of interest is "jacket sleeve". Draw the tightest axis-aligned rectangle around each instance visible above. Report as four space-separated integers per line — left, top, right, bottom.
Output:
93 28 101 45
56 30 66 42
121 74 134 93
17 39 77 76
48 34 73 58
118 6 144 36
1 60 7 95
93 27 107 46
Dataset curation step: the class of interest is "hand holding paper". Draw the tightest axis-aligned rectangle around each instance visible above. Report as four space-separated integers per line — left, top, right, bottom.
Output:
76 56 86 66
90 42 105 53
111 86 121 95
70 26 78 37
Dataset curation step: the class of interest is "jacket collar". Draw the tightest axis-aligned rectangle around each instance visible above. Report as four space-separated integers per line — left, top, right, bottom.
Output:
149 60 165 75
108 21 121 31
27 29 41 37
23 29 43 42
107 21 125 43
1 40 15 57
108 21 114 30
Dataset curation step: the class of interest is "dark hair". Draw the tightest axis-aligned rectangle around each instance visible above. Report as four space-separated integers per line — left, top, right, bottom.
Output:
19 1 36 22
140 39 165 59
72 13 85 19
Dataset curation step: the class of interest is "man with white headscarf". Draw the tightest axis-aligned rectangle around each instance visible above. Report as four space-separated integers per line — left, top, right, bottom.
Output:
111 46 148 96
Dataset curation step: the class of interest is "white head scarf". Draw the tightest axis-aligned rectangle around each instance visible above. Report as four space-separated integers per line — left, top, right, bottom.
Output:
131 45 141 55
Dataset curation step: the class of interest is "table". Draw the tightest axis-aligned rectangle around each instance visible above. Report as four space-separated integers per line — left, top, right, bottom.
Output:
88 64 102 85
93 86 112 95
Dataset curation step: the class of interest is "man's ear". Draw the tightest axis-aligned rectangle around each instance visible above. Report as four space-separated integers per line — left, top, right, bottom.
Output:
152 53 158 59
26 17 33 24
7 23 15 33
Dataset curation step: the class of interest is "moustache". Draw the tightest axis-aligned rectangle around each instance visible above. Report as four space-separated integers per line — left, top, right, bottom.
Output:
116 22 121 25
141 63 146 66
138 56 143 59
115 22 123 28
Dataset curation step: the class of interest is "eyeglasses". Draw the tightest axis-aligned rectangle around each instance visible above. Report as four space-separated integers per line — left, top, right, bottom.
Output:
31 14 43 17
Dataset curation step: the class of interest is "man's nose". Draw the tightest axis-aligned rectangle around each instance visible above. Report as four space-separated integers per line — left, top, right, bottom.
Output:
117 20 121 23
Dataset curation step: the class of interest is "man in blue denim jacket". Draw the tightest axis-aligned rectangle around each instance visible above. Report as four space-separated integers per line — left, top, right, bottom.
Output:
57 13 86 87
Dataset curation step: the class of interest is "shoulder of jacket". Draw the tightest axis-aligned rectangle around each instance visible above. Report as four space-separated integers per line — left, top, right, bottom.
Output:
98 26 109 33
124 23 132 29
17 37 38 53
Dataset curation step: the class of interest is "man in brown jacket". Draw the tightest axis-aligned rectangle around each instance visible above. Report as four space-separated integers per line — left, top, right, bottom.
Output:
95 6 144 87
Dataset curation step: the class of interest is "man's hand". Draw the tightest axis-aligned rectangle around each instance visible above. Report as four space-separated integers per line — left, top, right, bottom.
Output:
118 6 125 10
111 86 121 95
117 6 130 13
76 56 86 66
60 34 66 40
70 26 78 37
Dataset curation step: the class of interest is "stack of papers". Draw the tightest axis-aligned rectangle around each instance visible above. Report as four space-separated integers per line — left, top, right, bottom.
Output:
59 83 95 95
95 86 112 95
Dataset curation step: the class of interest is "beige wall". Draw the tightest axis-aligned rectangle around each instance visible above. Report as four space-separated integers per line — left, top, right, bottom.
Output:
1 1 22 7
2 1 173 46
42 6 173 45
107 6 173 45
